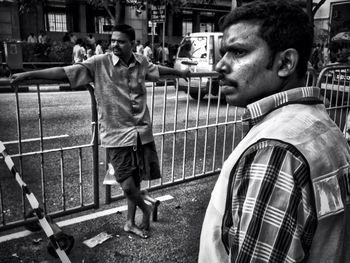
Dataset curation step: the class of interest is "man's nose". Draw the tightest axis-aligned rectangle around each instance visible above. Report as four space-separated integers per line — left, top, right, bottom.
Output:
215 57 227 74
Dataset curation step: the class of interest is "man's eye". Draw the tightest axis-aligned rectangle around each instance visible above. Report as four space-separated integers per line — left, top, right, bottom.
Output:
230 49 245 57
219 48 245 57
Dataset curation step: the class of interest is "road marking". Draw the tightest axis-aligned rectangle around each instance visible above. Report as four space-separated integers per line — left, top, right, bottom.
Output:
3 134 70 145
0 194 174 243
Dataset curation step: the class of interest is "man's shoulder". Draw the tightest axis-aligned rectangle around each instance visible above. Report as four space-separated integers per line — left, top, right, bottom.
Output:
94 53 111 62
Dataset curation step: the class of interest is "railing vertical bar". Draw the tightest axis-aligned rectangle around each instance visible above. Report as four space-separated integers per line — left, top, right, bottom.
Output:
0 180 5 225
78 148 83 206
87 86 99 208
202 77 212 174
192 78 202 176
232 106 239 153
14 86 26 219
182 78 191 178
213 84 222 171
172 79 182 180
60 149 66 211
36 84 47 213
149 82 156 188
222 101 230 165
169 80 178 182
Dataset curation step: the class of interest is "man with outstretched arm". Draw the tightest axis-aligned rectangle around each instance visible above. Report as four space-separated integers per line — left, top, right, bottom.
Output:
11 24 189 239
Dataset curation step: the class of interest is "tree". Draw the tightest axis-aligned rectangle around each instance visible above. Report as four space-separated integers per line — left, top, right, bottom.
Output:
231 0 327 24
17 0 45 13
87 0 202 25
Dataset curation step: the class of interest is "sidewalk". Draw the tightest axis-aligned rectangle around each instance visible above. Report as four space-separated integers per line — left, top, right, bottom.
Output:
0 175 218 263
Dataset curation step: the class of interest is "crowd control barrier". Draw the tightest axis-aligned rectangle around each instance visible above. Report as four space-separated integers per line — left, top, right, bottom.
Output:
0 80 99 231
0 65 348 233
316 64 350 134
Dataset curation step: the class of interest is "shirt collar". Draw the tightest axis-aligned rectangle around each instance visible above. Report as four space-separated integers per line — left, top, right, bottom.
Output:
111 52 142 66
242 87 322 127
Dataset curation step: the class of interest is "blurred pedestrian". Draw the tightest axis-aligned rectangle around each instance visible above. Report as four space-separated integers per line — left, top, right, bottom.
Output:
70 32 77 44
163 43 169 65
11 24 190 239
38 30 48 44
72 38 86 63
136 40 144 55
199 1 350 262
143 41 153 62
323 43 330 66
27 33 37 43
95 39 104 55
86 34 96 49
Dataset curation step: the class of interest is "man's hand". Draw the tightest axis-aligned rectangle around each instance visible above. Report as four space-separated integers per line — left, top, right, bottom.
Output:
10 72 29 84
179 68 190 82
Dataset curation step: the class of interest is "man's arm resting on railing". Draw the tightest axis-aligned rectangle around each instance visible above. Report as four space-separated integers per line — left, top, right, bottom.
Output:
10 67 68 84
158 65 190 80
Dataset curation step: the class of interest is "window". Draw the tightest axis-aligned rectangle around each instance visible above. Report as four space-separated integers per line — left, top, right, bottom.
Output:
200 23 214 32
95 16 113 33
47 12 67 32
182 21 192 36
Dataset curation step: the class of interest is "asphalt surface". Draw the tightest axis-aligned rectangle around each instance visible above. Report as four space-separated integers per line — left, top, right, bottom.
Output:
0 174 219 263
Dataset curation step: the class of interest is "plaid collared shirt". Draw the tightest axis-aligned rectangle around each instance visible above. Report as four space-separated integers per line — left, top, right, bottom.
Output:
223 87 322 262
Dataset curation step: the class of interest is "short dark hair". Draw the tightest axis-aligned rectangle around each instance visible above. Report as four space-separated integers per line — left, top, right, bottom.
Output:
220 0 314 76
112 24 135 41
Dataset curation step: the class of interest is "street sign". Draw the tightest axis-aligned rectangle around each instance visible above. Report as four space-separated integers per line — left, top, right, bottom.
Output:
151 5 165 23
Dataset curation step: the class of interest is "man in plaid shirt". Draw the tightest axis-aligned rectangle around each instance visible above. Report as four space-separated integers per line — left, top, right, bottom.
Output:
199 1 350 262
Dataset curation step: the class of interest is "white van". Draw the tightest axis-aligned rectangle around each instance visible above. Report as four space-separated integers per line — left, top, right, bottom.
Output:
173 32 223 100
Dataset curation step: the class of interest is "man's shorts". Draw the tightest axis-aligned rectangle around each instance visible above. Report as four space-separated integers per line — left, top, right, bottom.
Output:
106 140 161 186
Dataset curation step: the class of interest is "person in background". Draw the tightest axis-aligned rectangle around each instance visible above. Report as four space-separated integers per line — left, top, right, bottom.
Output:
323 43 330 66
38 30 48 44
86 45 94 59
136 40 144 55
143 41 153 62
95 39 104 55
163 43 169 66
199 0 350 262
27 33 37 43
11 24 189 239
72 38 86 63
70 32 77 44
86 33 96 50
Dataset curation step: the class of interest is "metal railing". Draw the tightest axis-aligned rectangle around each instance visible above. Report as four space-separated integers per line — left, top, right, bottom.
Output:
1 65 348 231
316 64 350 132
0 80 99 231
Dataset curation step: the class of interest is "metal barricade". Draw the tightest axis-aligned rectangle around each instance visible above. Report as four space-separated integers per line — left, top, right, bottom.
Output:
105 72 245 203
316 64 350 133
0 80 99 231
103 68 331 203
2 66 346 229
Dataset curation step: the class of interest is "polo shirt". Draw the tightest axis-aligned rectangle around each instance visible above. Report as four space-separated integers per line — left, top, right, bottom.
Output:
63 52 160 147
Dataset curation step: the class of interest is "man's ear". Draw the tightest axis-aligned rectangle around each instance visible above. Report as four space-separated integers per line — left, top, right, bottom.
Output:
277 48 299 77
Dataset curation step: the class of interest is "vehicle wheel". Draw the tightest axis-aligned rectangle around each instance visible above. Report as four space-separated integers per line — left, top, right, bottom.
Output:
189 92 205 100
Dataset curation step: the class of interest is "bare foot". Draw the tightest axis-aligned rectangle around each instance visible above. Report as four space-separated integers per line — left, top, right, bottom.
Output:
139 205 153 231
124 223 149 239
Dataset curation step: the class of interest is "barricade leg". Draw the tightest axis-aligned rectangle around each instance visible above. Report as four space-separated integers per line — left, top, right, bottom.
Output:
141 190 161 221
0 141 73 263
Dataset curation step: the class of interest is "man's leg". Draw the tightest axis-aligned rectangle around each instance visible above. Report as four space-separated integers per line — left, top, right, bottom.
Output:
120 176 151 238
